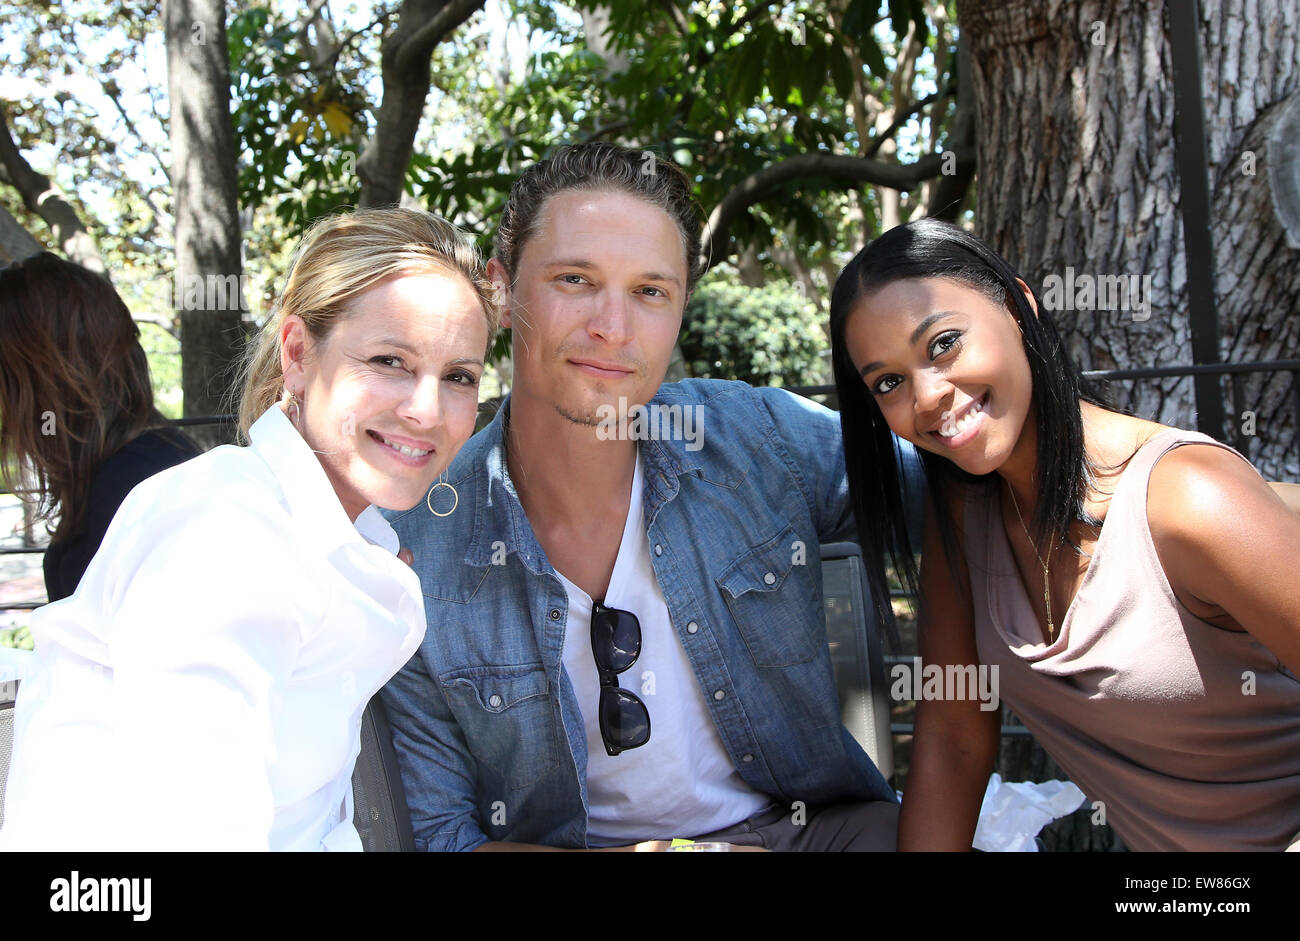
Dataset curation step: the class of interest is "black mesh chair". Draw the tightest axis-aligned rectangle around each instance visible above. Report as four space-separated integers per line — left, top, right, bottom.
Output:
350 693 416 852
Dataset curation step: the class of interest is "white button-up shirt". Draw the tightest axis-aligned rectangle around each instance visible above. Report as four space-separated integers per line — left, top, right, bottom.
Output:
0 405 426 851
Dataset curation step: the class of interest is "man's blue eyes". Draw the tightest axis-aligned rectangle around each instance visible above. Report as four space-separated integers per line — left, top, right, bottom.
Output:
557 275 666 296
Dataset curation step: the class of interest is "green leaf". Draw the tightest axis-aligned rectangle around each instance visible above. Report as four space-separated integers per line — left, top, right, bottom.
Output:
830 44 855 100
842 0 880 39
800 41 828 107
858 33 890 81
769 40 791 105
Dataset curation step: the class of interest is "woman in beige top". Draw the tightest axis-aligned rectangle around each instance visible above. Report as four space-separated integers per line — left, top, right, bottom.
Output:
828 218 1300 851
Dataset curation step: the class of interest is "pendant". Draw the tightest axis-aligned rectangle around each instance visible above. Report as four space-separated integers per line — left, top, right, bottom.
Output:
1042 565 1055 641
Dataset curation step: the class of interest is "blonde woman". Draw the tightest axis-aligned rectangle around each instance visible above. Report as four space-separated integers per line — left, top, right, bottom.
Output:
0 208 498 851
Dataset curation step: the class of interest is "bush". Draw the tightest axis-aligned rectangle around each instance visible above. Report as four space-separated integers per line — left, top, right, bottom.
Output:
680 276 827 387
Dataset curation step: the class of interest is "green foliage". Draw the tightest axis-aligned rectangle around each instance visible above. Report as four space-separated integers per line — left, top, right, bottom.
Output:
1 0 962 388
680 274 827 387
228 6 367 228
139 322 183 420
408 0 960 312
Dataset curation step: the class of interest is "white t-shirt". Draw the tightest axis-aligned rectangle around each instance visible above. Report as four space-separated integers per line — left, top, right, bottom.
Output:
556 451 770 845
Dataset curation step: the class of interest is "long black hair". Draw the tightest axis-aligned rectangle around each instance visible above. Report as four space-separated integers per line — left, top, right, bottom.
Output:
828 218 1106 625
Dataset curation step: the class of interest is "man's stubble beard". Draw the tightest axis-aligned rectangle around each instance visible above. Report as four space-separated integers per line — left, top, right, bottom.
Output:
554 400 602 427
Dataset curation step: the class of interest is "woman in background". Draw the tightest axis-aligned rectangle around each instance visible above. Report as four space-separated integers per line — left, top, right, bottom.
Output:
829 217 1300 851
0 253 202 601
0 208 498 850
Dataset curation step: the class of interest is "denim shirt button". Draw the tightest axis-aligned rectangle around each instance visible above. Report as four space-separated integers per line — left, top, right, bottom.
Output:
549 608 561 620
654 544 663 556
686 621 699 634
763 571 776 585
713 689 725 700
488 694 503 708
742 753 754 762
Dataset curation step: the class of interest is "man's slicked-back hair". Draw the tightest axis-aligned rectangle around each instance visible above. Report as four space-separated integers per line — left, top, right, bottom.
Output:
495 142 704 292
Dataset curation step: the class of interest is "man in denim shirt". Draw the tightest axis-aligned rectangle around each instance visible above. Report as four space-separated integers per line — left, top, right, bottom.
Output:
380 143 919 851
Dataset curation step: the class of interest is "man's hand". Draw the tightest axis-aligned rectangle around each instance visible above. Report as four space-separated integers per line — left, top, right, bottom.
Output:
398 547 414 567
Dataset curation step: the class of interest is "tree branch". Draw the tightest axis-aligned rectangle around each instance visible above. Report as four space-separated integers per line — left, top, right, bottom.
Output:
296 0 333 43
0 104 107 274
582 119 630 142
102 78 171 184
656 0 690 39
323 7 398 77
863 85 951 159
296 0 338 77
701 146 975 271
132 311 181 341
395 0 486 73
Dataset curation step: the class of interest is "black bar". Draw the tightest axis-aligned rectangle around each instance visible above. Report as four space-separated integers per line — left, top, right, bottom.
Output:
1294 371 1300 468
1083 359 1300 381
169 415 237 427
889 723 1036 738
1168 0 1227 439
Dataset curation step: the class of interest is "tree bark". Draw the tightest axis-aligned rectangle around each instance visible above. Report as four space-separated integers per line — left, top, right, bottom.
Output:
0 204 42 265
164 0 246 441
357 0 485 208
960 0 1300 480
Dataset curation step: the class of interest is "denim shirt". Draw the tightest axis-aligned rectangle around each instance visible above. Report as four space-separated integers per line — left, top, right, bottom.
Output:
380 378 918 851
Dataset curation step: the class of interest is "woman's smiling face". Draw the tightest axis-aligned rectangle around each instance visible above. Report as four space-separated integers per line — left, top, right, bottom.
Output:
281 269 489 521
843 275 1037 478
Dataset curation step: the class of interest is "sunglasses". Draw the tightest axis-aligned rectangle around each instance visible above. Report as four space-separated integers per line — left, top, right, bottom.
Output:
591 601 651 756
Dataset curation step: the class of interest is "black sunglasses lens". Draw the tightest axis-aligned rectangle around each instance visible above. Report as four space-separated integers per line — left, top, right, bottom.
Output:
592 606 641 673
600 688 650 750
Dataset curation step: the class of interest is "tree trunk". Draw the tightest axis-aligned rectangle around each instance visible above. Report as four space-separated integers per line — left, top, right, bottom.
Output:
959 0 1300 851
164 0 246 444
358 0 484 208
960 0 1300 481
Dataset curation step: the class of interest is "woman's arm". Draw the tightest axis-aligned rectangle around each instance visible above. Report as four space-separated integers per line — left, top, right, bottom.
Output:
897 495 1001 851
1149 446 1300 677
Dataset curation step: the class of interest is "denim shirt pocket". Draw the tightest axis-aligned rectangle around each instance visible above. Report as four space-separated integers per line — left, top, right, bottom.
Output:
716 524 822 668
439 664 561 791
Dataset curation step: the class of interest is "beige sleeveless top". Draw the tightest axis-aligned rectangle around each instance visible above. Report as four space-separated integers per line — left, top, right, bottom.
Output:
964 428 1300 851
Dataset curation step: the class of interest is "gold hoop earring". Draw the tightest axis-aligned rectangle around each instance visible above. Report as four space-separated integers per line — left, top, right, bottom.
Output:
426 472 459 518
285 390 302 426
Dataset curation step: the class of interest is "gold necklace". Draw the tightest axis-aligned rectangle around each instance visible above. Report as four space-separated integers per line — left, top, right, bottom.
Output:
1006 482 1056 642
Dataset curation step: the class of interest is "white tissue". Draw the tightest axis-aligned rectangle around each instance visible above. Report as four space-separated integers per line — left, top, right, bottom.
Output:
971 772 1087 852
